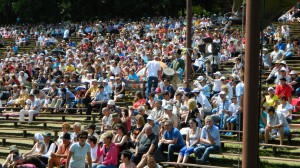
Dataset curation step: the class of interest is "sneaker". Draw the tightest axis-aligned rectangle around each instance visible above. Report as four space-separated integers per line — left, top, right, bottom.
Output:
227 132 233 136
225 132 229 136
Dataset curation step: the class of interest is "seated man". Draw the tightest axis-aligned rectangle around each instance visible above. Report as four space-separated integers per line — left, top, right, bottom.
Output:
19 94 40 124
194 116 220 165
48 133 73 168
86 85 109 120
131 125 158 167
36 132 58 165
157 120 185 162
264 106 290 146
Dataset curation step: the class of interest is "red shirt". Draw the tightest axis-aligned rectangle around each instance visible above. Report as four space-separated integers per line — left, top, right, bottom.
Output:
275 84 293 102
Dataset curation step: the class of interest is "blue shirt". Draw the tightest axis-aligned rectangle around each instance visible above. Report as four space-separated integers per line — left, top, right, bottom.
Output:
259 111 267 128
163 127 185 147
276 43 286 51
202 84 211 98
201 125 220 146
62 90 75 100
94 91 109 102
69 142 91 168
128 73 140 82
236 82 244 105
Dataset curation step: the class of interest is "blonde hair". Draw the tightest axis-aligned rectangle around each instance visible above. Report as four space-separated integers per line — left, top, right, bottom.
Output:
136 115 145 125
61 122 71 130
187 99 197 111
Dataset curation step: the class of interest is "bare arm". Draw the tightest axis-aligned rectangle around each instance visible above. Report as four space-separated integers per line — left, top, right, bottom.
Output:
65 151 73 168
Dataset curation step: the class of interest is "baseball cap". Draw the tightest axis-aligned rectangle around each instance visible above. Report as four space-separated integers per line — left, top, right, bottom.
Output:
213 71 221 76
61 133 71 140
43 132 52 137
147 115 155 121
164 104 173 111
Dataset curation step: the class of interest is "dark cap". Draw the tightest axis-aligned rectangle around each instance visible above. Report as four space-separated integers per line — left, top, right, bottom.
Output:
98 85 104 88
61 133 71 140
9 145 18 152
44 132 52 137
279 77 287 81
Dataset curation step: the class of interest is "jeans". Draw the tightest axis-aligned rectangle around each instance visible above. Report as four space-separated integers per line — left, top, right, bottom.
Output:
296 87 300 97
95 165 117 168
157 142 182 162
194 144 220 163
147 76 158 95
226 116 237 123
179 145 196 156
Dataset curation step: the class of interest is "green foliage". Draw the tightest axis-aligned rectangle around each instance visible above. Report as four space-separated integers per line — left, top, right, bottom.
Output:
0 0 231 23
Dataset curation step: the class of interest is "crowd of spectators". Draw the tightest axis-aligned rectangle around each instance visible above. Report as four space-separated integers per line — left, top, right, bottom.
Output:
0 14 299 167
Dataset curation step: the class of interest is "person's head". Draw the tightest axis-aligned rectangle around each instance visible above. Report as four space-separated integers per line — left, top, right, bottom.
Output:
102 132 114 145
87 135 97 147
61 122 71 133
137 106 145 115
267 106 276 116
122 108 129 117
290 70 298 78
34 133 44 143
267 87 275 95
205 116 213 127
175 92 182 100
231 97 237 104
164 120 173 132
102 107 109 116
164 104 173 114
162 91 170 99
279 96 287 104
28 94 35 101
279 77 287 86
219 91 226 99
43 132 52 143
155 100 162 108
135 115 145 126
77 130 88 142
120 150 132 163
135 91 143 99
187 99 197 111
98 85 104 92
147 115 155 125
73 122 81 133
107 100 115 108
61 88 67 94
144 124 153 136
273 45 278 51
115 124 127 136
61 132 71 144
88 124 96 134
164 79 170 86
146 155 157 168
189 118 198 128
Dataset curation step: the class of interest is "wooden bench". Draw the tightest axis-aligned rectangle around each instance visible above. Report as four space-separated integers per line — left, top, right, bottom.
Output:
0 120 48 129
220 140 300 156
160 162 229 168
0 127 60 138
0 112 98 124
0 137 34 147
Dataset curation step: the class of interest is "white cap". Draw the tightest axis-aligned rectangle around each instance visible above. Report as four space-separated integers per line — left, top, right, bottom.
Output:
280 67 286 71
178 87 184 92
103 79 108 83
110 76 115 80
220 76 226 80
192 88 200 93
164 104 173 111
267 87 275 91
107 100 115 105
280 60 286 65
147 115 155 121
290 70 298 75
197 76 204 81
219 91 226 95
214 71 221 76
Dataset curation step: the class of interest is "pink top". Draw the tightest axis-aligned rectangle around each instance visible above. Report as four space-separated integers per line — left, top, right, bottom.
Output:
97 143 118 166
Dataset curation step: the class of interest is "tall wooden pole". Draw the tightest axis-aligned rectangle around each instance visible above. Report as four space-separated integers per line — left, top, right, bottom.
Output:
242 0 261 167
185 0 192 80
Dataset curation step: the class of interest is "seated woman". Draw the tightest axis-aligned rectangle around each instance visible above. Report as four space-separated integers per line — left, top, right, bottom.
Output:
132 91 146 110
5 84 20 109
177 118 201 163
126 68 140 89
57 122 74 145
114 77 125 102
1 145 24 168
6 83 28 107
22 133 47 158
277 96 293 123
94 132 119 168
88 124 99 141
119 150 136 168
113 124 128 156
44 82 59 111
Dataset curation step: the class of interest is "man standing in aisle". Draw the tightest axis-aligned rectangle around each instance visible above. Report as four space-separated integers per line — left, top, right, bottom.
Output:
144 56 161 95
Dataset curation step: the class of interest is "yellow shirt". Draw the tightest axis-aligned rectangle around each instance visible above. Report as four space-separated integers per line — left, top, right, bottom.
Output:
88 85 98 98
65 65 75 72
265 95 278 108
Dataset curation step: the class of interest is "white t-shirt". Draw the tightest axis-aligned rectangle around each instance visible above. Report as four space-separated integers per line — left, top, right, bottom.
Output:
90 145 98 161
277 103 293 120
213 79 222 92
63 29 69 39
229 103 239 117
146 60 161 77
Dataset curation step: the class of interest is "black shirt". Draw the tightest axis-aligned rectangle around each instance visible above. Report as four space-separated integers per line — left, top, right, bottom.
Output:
137 133 158 154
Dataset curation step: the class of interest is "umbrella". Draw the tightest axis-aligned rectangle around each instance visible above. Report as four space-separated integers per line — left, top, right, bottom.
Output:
52 48 66 55
159 61 167 69
136 67 146 76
